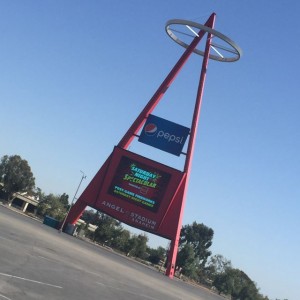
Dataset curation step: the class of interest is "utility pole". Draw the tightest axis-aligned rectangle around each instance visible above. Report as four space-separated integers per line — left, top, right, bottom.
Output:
58 170 86 232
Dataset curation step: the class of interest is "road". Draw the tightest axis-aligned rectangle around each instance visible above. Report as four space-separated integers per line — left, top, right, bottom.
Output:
0 205 223 300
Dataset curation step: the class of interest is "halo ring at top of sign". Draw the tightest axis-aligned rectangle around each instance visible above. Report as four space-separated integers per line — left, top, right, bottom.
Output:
165 19 242 62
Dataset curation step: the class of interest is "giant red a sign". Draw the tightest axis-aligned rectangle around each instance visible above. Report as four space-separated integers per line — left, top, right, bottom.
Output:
65 13 241 278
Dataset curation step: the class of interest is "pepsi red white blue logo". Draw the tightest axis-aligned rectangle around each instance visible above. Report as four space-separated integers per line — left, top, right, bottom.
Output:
144 123 157 136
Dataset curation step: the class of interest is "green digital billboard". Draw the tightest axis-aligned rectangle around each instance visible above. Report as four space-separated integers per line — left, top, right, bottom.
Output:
108 156 171 212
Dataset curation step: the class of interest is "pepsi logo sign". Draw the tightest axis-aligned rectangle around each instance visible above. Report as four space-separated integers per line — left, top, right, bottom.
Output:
144 123 157 136
139 114 190 156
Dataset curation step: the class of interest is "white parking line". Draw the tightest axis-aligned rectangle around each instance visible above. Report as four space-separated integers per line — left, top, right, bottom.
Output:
0 293 12 300
0 273 63 289
36 255 56 262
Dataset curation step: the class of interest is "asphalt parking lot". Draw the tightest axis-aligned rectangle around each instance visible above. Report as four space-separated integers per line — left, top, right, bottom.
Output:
0 205 223 300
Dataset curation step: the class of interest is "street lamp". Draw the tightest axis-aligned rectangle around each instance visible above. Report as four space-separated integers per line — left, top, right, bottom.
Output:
59 170 86 232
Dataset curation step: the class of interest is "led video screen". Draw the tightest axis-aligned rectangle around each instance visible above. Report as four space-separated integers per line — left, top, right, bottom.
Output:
108 156 171 213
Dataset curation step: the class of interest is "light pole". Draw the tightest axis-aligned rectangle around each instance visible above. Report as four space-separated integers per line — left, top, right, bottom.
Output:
59 170 86 232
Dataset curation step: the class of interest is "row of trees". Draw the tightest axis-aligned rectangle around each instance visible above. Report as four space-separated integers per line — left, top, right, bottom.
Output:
80 209 166 264
79 209 269 300
177 224 267 299
0 155 280 299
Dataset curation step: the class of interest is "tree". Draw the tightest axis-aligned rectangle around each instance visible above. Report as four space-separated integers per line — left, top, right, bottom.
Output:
0 155 35 205
112 229 131 253
179 222 214 267
212 270 232 295
206 254 232 281
129 233 149 259
147 246 166 265
230 270 260 300
176 243 198 279
93 213 122 245
37 193 69 221
213 268 262 300
59 193 69 210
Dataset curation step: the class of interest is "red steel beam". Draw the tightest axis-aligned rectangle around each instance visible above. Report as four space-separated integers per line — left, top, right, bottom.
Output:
165 13 216 278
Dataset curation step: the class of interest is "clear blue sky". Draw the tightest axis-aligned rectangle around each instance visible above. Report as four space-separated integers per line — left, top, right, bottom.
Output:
1 1 299 299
